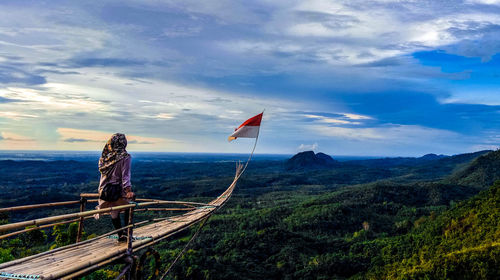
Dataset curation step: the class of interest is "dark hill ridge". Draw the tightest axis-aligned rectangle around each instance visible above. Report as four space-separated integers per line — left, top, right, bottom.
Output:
447 149 500 188
285 151 338 170
420 153 447 160
347 150 490 168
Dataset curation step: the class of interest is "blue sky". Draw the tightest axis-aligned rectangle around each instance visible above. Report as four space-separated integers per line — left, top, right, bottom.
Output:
0 0 499 156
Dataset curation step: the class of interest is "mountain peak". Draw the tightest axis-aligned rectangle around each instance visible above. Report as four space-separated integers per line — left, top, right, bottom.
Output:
420 153 448 160
285 151 337 170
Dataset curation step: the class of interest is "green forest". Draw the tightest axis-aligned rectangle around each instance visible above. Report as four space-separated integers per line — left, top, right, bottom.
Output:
1 150 499 279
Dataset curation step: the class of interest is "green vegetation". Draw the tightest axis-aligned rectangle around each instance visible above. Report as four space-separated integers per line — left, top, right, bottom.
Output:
0 150 499 279
446 149 500 188
367 181 500 279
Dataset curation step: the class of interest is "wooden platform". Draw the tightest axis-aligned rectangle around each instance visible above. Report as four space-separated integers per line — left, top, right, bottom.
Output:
0 170 238 280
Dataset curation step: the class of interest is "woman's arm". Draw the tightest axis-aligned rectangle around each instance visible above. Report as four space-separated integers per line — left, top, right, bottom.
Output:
121 156 132 189
121 156 135 199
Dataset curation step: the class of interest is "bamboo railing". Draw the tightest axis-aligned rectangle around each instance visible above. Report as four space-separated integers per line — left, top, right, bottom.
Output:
0 195 212 238
0 195 218 279
0 200 98 213
0 164 243 279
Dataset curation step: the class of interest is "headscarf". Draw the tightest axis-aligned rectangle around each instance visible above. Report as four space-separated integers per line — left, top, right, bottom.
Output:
98 133 130 176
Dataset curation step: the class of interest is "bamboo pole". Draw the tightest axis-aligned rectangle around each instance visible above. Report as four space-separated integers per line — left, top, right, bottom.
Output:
76 197 87 243
136 199 214 207
81 193 157 202
117 263 132 280
126 209 134 280
0 216 93 240
0 200 99 213
135 207 196 212
0 198 211 214
79 193 99 198
143 199 215 206
0 203 139 233
0 201 81 212
0 201 215 233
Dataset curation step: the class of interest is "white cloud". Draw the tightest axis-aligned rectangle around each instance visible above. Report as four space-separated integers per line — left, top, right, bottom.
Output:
0 132 34 142
155 113 176 119
343 113 372 120
0 86 109 113
0 111 38 120
469 144 499 151
235 1 500 64
163 26 202 37
311 124 460 142
304 114 354 125
0 132 37 150
303 113 373 125
466 0 500 5
298 142 318 152
56 127 174 150
440 89 500 106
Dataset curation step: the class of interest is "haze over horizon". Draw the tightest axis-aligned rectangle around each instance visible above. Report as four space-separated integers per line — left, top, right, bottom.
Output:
1 0 500 156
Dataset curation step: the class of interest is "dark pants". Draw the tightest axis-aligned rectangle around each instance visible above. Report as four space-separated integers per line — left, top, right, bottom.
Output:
111 209 130 238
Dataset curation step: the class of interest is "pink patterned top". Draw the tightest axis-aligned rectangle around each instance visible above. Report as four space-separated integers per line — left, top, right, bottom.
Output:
98 156 132 194
95 156 132 219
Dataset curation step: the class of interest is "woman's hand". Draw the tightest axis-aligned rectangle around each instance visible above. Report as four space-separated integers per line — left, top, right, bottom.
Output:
126 191 136 200
124 187 136 200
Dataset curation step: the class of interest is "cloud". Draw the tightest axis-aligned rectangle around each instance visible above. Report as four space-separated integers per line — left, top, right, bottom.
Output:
36 69 80 75
0 96 19 103
56 127 177 150
63 138 99 143
68 58 146 68
163 26 202 38
301 111 373 126
311 124 460 143
0 111 38 120
0 65 46 85
466 0 500 5
298 142 318 152
0 85 110 113
128 140 155 145
304 114 357 125
155 113 176 120
0 132 34 142
57 128 111 144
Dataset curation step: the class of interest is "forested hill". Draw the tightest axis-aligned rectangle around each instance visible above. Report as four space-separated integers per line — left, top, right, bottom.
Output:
366 181 500 279
446 149 500 188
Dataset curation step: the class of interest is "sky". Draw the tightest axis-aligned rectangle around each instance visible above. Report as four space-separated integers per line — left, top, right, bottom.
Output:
0 0 499 156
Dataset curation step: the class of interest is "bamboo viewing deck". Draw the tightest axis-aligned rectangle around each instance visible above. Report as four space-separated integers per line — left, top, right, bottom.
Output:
0 166 242 280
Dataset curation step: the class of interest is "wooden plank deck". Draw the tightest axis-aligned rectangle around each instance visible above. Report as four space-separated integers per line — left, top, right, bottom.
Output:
0 169 239 280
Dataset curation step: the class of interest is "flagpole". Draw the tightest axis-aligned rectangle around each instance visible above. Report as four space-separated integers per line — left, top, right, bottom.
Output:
236 110 263 180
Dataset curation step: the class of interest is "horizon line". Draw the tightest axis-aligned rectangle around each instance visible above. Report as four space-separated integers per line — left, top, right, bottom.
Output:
0 149 494 158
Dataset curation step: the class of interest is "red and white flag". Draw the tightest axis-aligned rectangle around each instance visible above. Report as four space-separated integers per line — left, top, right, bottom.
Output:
228 112 263 142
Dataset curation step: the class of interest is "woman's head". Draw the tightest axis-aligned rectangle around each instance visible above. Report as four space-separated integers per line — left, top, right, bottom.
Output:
99 133 130 175
108 133 127 152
